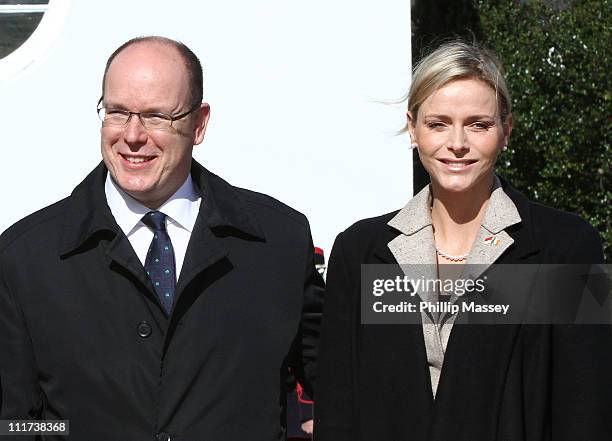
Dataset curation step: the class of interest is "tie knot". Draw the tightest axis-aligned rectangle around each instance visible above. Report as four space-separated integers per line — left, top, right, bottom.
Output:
142 211 168 232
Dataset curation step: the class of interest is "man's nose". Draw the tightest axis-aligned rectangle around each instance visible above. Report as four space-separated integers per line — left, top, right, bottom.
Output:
123 115 148 147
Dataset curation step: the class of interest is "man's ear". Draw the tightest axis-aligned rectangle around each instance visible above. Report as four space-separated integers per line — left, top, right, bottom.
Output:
193 103 211 145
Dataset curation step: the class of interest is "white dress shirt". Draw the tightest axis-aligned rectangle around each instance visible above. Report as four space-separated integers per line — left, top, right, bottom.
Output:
104 174 202 280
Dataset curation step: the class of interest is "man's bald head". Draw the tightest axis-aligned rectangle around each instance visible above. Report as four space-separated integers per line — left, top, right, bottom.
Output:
101 36 203 108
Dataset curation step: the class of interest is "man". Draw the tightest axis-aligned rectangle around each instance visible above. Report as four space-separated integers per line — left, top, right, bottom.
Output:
0 36 323 441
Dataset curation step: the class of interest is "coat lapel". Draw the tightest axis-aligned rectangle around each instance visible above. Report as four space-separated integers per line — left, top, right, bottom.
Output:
383 177 542 412
463 177 522 280
105 233 153 290
58 161 267 318
386 186 440 402
57 163 166 310
387 184 438 298
429 179 544 439
58 162 120 259
175 161 265 296
495 178 540 263
175 223 229 295
388 229 438 298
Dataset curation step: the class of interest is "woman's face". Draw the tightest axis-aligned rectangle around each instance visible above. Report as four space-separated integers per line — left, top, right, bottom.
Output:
408 78 512 194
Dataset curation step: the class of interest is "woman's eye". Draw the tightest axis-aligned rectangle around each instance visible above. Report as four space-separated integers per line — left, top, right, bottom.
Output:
426 122 445 129
472 121 493 130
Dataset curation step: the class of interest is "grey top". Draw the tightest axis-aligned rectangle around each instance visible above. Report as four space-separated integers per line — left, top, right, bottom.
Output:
386 176 522 397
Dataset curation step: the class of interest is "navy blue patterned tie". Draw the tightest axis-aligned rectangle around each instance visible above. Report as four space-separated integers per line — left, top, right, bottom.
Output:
142 211 176 314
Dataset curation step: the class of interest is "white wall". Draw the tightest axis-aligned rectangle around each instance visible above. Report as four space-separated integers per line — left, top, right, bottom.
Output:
0 0 412 256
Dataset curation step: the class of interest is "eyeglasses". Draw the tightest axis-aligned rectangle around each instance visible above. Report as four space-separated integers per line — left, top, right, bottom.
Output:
96 99 200 130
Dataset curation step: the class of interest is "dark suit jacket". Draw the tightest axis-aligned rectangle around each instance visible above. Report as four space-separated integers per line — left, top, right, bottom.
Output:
315 180 612 441
0 161 324 441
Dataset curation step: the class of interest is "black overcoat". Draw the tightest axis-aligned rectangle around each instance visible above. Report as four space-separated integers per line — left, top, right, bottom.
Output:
315 180 612 441
0 161 324 441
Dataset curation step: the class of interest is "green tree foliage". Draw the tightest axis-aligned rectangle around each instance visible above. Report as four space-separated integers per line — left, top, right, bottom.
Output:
412 0 482 64
477 0 611 260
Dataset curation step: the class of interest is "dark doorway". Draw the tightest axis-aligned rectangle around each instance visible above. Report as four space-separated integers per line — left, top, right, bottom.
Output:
410 0 483 193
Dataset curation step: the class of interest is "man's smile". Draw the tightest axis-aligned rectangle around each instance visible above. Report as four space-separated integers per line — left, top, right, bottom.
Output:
120 153 157 166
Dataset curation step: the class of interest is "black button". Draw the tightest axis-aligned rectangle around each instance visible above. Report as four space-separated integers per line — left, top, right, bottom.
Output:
156 433 170 441
137 321 152 338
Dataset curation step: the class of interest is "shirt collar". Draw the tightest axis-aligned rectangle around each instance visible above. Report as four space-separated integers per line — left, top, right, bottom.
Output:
105 173 201 237
59 161 264 258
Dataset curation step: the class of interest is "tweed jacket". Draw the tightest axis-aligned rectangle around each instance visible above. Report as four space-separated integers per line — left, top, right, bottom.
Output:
387 176 522 395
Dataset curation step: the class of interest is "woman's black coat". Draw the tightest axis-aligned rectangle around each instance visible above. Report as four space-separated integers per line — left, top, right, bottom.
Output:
315 180 611 441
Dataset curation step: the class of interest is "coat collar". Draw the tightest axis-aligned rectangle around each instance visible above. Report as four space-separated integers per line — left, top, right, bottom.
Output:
58 160 265 257
385 176 530 269
387 180 431 236
466 176 521 268
387 176 521 236
495 176 540 262
481 176 522 233
189 160 265 239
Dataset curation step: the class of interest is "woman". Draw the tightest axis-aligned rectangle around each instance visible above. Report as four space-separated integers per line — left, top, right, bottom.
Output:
315 41 611 441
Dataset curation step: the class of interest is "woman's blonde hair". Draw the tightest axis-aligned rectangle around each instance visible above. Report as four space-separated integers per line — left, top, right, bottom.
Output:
402 40 512 132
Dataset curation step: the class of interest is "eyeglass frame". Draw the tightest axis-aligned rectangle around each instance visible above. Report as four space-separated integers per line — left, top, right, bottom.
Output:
96 97 201 130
